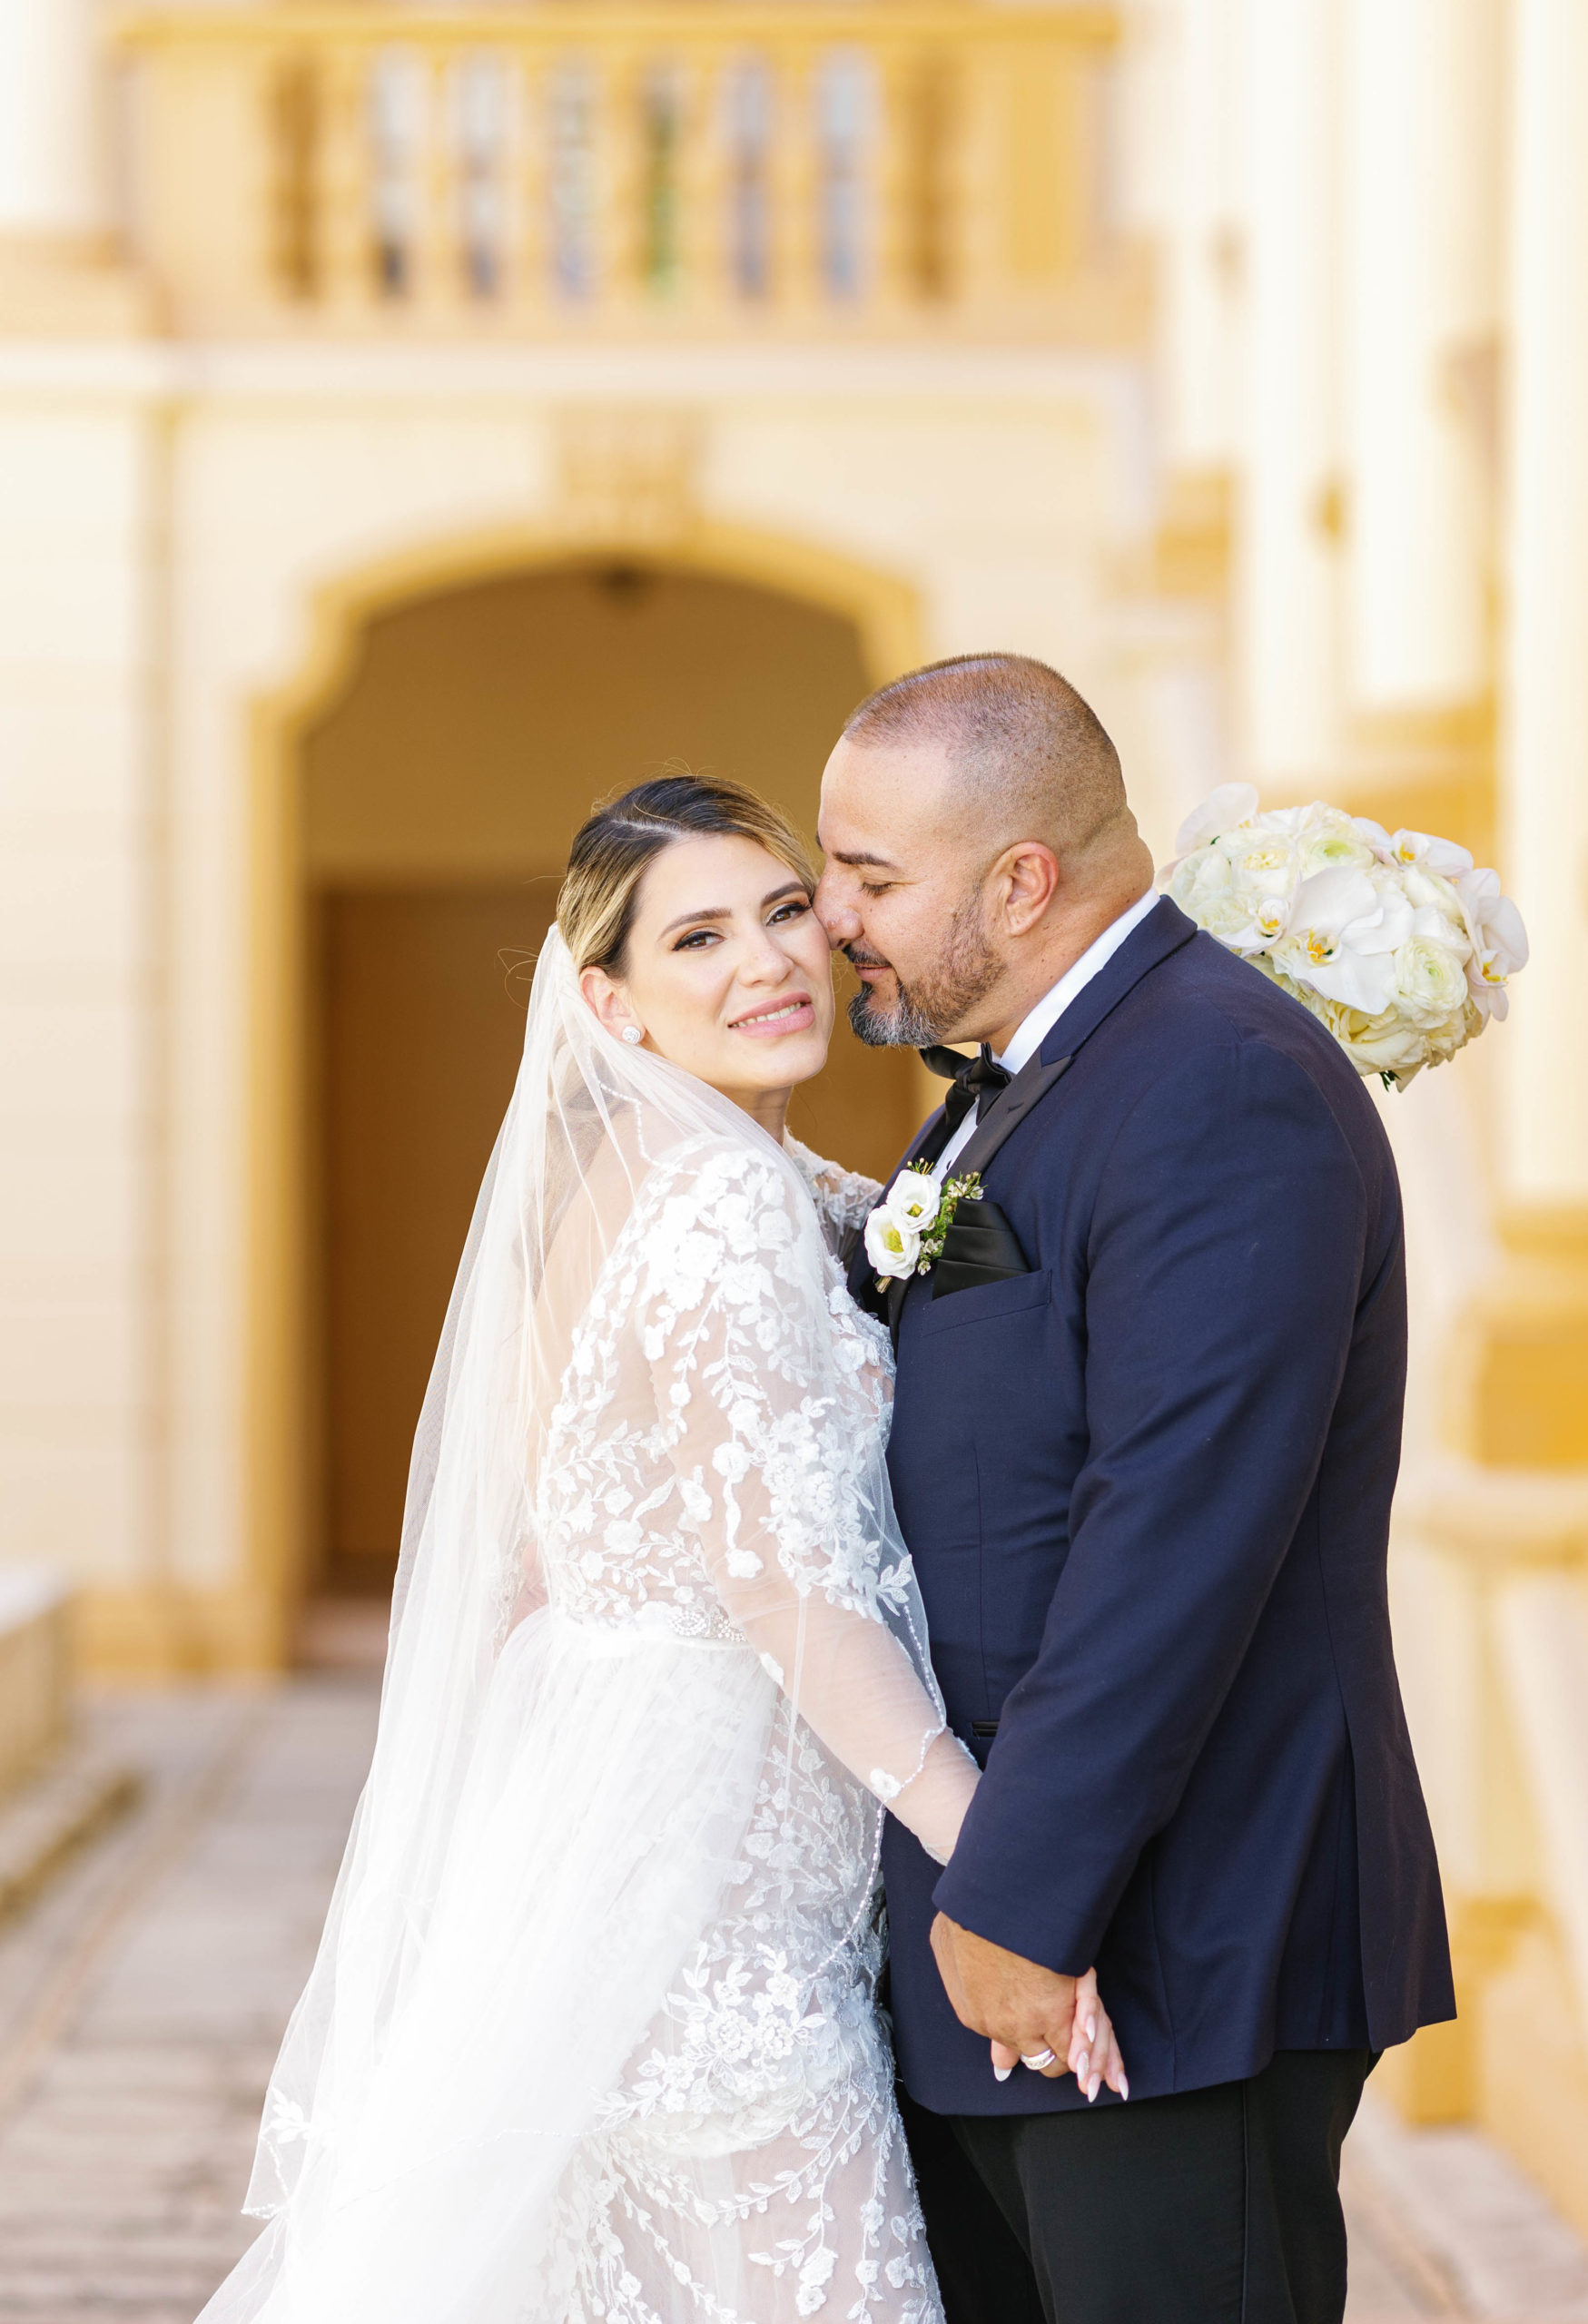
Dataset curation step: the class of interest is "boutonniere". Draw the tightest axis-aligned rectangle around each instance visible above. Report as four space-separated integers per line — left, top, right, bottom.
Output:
865 1163 985 1289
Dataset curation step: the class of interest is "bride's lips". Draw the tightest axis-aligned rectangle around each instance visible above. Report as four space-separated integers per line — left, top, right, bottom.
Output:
729 993 816 1038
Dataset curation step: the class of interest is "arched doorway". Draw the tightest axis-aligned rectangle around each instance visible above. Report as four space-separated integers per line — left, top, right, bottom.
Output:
297 558 922 1612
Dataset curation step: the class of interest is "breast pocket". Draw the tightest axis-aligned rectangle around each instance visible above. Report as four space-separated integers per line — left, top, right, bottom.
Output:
914 1268 1052 1336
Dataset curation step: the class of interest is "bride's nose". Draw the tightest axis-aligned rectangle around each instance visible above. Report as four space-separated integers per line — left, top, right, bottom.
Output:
738 921 794 982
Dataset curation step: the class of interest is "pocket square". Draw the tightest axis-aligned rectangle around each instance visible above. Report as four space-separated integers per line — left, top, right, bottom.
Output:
931 1196 1030 1299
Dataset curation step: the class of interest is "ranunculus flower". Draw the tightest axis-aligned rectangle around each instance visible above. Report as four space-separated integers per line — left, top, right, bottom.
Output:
1297 808 1379 880
885 1169 941 1232
1229 834 1303 900
1272 867 1412 1015
1393 936 1469 1029
864 1206 921 1281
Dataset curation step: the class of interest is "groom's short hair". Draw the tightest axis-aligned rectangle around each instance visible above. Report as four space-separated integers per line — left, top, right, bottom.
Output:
841 653 1131 856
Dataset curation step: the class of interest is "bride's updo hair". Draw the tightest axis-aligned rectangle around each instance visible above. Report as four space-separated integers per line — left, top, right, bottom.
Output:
558 773 818 975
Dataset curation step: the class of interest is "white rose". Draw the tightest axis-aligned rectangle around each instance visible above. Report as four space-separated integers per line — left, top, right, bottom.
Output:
1271 867 1412 1015
885 1168 941 1232
864 1206 921 1282
1172 781 1259 859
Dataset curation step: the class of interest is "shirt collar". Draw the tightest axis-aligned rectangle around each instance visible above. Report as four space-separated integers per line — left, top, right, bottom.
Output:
995 890 1159 1075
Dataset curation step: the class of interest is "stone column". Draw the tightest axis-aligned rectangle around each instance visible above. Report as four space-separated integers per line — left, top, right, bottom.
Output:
1503 0 1588 1205
1342 0 1500 712
1160 0 1240 476
1234 0 1341 784
0 0 103 239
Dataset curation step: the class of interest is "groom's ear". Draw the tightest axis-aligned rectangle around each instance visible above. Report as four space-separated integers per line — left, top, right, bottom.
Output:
993 841 1061 935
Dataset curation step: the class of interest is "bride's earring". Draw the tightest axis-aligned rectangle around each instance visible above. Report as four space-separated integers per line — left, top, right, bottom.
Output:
622 1025 644 1046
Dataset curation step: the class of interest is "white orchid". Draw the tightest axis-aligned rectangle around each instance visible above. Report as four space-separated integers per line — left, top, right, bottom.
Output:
1453 866 1530 1020
1163 785 1525 1085
1271 867 1412 1016
1389 827 1475 879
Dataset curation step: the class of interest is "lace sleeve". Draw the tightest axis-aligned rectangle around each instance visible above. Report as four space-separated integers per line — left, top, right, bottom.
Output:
783 1133 883 1259
635 1139 977 1865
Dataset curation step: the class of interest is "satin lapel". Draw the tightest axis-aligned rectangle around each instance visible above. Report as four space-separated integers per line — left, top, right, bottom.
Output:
952 1053 1072 1179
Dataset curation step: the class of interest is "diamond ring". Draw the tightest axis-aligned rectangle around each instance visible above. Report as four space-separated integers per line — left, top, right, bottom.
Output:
1019 2046 1058 2071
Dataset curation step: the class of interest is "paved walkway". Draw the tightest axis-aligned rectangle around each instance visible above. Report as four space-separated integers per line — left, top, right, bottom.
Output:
0 1679 1583 2323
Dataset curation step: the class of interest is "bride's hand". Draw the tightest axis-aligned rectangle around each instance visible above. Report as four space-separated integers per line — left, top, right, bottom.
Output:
985 1965 1128 2101
1066 1966 1128 2102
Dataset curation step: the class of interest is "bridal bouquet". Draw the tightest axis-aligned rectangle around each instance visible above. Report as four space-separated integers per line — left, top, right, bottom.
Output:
1163 784 1527 1088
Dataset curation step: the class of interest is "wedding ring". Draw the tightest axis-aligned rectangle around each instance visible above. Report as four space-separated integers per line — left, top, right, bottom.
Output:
1019 2046 1058 2071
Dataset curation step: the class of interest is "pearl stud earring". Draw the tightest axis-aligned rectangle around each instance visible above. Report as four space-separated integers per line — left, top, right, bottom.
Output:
622 1026 644 1046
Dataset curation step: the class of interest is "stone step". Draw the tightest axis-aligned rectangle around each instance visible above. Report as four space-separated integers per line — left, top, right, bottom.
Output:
0 1749 142 1925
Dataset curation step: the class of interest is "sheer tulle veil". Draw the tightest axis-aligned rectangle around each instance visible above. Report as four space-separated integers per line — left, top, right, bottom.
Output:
202 928 945 2323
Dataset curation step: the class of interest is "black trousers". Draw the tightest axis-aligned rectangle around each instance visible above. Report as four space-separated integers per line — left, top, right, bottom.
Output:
899 2050 1375 2324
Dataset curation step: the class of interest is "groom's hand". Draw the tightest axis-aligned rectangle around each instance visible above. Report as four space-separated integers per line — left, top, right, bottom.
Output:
930 1911 1077 2080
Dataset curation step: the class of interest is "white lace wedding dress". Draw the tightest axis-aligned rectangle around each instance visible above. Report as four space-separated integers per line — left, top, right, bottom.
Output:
199 931 977 2324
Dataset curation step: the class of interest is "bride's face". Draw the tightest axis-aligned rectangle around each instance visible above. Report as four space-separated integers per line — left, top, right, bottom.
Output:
579 834 835 1117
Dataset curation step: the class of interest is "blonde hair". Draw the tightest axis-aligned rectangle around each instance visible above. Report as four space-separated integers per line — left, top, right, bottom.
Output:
557 773 818 975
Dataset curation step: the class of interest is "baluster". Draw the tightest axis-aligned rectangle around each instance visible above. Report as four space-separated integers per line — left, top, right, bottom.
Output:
510 50 547 320
768 42 819 317
320 44 373 319
454 50 507 305
411 51 455 317
266 51 320 303
872 44 913 316
547 54 598 305
719 52 773 308
598 45 645 318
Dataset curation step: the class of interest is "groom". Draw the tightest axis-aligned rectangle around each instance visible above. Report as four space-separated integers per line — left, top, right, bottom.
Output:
814 655 1454 2324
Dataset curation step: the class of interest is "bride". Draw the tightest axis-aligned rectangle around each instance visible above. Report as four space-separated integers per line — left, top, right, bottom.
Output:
201 773 1117 2324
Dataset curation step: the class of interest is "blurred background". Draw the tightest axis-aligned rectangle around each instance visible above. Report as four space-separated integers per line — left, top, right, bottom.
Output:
1 0 1587 2315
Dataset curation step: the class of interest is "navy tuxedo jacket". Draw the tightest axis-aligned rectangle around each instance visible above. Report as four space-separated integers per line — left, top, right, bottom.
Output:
853 899 1454 2116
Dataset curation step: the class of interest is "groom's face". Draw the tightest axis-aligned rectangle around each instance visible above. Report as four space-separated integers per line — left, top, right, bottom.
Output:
814 737 1001 1047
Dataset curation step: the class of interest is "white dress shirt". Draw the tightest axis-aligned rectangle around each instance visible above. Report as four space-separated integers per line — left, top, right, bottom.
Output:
931 889 1159 1180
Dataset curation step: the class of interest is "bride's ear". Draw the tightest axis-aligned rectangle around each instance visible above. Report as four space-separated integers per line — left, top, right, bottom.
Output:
579 963 644 1046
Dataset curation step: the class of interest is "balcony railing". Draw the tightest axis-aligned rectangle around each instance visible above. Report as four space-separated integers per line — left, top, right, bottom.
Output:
113 4 1140 342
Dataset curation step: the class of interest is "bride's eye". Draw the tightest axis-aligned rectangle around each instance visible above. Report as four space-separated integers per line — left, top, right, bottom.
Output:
768 898 812 925
672 927 721 951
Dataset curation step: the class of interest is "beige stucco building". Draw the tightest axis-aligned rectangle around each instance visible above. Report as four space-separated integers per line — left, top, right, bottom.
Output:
2 0 1586 2237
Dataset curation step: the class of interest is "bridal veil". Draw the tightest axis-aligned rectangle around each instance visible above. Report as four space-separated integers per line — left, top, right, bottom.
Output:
201 929 957 2323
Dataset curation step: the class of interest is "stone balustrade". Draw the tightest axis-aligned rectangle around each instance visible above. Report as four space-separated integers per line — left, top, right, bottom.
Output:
111 2 1140 341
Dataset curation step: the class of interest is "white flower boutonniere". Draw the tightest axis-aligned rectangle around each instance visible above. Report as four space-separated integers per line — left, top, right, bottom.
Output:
865 1162 985 1291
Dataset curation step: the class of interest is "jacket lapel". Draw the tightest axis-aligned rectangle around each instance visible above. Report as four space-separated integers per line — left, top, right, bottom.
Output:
847 901 1199 1329
952 899 1197 1180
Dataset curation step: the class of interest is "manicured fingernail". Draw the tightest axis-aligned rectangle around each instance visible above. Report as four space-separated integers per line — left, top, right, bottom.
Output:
1089 2073 1101 2102
993 2065 1012 2083
1075 2049 1089 2083
1120 2075 1129 2102
1086 2015 1097 2043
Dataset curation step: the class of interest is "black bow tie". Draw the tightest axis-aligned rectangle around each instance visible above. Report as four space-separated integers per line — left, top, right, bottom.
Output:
921 1043 1013 1135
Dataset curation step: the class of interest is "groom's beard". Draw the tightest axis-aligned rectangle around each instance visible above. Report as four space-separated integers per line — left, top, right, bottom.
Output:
845 895 1001 1048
